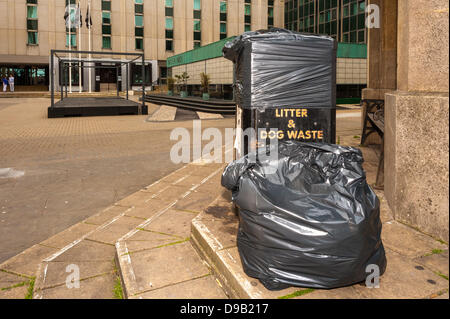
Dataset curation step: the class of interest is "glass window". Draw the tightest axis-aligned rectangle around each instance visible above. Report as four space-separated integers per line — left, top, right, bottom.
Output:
166 40 173 51
135 4 143 14
28 32 38 45
165 17 173 29
358 30 365 43
245 4 251 15
27 0 38 3
220 1 227 13
194 41 201 49
66 34 77 47
165 0 173 7
244 24 251 32
165 29 173 38
101 0 111 11
220 22 227 33
27 6 37 19
165 7 173 16
102 36 111 49
194 0 201 10
27 20 38 30
102 12 111 24
193 20 201 31
268 7 274 18
135 0 143 3
135 38 143 50
135 15 143 27
194 32 201 41
102 25 111 34
135 27 144 37
359 0 365 13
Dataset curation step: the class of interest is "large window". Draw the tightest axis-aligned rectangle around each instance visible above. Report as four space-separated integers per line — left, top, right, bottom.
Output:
193 0 201 48
268 0 274 28
244 0 251 32
135 0 144 50
165 0 174 51
27 0 38 45
131 63 152 85
342 0 366 43
220 1 227 40
284 0 367 44
102 0 111 49
65 0 76 47
318 0 338 40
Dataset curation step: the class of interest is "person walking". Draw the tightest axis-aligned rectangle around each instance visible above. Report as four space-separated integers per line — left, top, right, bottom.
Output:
2 76 8 92
8 74 14 92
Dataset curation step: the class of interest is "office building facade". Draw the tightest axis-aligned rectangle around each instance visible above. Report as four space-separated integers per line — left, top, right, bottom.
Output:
0 0 284 91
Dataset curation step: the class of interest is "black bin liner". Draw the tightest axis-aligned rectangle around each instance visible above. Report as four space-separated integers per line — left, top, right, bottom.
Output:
221 141 386 290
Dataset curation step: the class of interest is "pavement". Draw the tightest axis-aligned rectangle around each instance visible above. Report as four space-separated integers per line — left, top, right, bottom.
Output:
0 97 233 263
191 136 449 299
0 102 448 299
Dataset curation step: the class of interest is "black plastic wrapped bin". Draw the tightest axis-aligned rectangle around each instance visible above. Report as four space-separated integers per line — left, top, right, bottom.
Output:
223 28 337 156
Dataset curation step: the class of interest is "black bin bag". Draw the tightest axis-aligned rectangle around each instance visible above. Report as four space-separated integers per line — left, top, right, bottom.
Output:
221 141 387 290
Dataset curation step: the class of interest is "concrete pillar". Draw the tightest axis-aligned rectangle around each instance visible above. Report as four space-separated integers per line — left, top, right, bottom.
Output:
385 0 449 241
361 0 397 145
362 0 398 100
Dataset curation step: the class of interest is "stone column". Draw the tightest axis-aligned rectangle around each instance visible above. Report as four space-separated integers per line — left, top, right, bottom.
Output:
362 0 398 100
385 0 449 241
361 0 397 145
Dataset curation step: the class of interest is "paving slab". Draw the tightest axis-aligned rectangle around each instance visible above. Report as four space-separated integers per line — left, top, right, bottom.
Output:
83 205 133 226
115 190 164 208
87 216 144 245
146 105 177 122
295 286 363 299
381 220 448 258
123 199 173 220
124 230 182 253
40 222 98 249
0 244 57 278
36 273 116 299
352 248 449 299
51 239 116 262
0 271 28 290
124 241 210 296
196 112 224 120
133 275 227 299
38 261 114 289
142 209 198 239
433 291 449 299
414 250 449 277
0 284 29 299
173 189 222 213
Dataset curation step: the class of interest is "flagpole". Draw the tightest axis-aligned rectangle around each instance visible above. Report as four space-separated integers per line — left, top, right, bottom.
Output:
88 0 92 93
78 0 82 93
69 4 72 94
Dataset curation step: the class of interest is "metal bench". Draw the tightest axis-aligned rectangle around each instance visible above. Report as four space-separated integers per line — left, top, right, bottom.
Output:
361 99 385 189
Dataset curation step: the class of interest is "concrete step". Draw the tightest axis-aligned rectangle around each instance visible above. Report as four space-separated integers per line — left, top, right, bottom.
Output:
191 188 449 299
114 163 229 299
